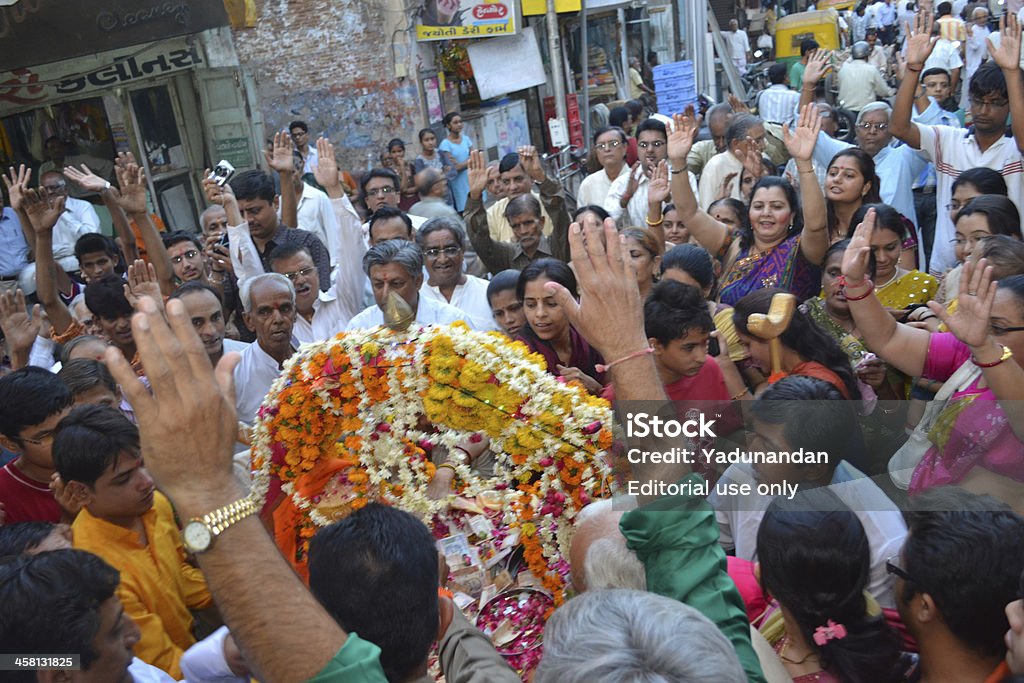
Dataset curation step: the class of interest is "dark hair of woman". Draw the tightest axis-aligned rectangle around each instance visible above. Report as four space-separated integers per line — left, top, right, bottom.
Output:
733 287 862 400
955 195 1023 239
848 203 910 241
660 243 716 291
515 258 578 303
573 205 610 222
758 491 904 683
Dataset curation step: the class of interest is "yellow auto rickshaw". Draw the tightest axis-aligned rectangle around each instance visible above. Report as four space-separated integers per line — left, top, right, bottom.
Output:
774 9 842 66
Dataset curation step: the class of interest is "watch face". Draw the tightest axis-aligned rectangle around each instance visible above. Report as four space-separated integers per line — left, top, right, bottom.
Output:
183 521 212 552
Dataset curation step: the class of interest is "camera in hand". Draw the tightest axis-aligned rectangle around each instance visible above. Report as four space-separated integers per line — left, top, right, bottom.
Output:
208 160 235 187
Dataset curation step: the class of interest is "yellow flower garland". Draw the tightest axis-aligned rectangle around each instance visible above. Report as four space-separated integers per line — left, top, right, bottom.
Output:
250 322 616 603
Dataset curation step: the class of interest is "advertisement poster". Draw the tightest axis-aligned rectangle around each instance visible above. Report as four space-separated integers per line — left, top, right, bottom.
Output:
416 0 517 42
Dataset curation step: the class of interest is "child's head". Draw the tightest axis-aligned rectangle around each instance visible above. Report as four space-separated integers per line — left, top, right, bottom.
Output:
53 405 153 523
644 280 714 379
0 521 72 558
0 367 73 470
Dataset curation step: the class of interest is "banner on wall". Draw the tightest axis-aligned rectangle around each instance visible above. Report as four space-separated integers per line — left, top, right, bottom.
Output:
415 0 517 42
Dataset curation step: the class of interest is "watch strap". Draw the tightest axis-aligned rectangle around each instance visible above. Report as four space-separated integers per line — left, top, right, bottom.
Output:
195 496 258 538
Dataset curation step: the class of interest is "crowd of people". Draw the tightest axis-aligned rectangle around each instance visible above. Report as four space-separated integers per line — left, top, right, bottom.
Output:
2 2 1024 681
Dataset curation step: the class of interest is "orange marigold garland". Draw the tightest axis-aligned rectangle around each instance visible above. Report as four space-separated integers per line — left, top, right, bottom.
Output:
250 322 616 603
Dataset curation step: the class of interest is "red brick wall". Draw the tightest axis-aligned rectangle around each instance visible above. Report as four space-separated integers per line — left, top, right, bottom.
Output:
230 0 423 174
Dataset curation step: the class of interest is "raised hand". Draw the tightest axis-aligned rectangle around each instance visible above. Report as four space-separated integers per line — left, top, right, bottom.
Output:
205 235 234 276
802 49 832 86
63 164 110 194
623 161 642 199
545 217 646 361
467 149 489 199
313 137 343 197
719 172 740 201
929 256 997 349
115 151 139 170
740 143 765 181
0 288 42 366
842 208 876 284
905 12 938 69
727 93 751 115
264 131 295 174
123 260 165 312
22 187 65 234
667 112 698 165
113 161 149 215
104 296 243 514
782 103 822 162
518 145 546 182
988 12 1022 71
647 160 670 205
3 164 31 212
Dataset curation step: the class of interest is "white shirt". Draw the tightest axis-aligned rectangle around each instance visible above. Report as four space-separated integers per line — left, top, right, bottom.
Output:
757 84 801 125
605 165 699 227
923 38 964 75
577 164 629 208
128 658 176 682
302 144 319 175
420 274 498 332
178 626 248 683
837 59 893 111
234 340 292 426
711 461 907 609
913 122 1024 274
697 150 745 209
346 292 473 330
53 196 101 271
965 24 991 75
283 183 340 267
231 196 366 332
725 29 750 65
292 285 364 345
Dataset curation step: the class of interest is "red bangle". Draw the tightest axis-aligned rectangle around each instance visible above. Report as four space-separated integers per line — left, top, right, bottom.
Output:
840 276 875 301
971 344 1012 368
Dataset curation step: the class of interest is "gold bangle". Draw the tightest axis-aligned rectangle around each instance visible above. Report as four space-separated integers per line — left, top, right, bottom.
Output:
436 463 457 474
731 389 749 400
645 215 664 227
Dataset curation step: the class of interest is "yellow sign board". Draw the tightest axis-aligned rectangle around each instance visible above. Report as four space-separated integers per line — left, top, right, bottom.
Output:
416 0 517 41
522 0 581 15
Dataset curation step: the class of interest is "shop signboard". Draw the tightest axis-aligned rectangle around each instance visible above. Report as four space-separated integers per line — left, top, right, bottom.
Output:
521 0 580 15
0 0 228 72
213 136 253 169
0 40 203 111
415 0 517 42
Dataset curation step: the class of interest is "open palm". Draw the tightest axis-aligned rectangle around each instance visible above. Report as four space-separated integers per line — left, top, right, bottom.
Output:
667 113 698 164
782 104 821 162
930 257 997 348
905 13 938 67
988 13 1022 71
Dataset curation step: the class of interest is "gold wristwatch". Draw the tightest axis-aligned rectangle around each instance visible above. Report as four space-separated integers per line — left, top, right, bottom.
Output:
182 496 258 554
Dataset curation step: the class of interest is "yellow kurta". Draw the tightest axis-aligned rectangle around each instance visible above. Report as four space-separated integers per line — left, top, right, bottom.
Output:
73 491 212 678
